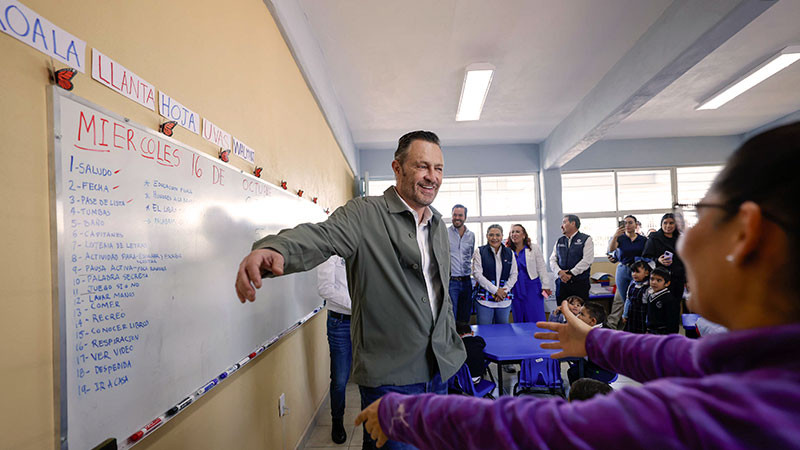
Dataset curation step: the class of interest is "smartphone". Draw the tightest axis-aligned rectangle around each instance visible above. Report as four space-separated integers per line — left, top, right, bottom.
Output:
618 220 624 228
663 251 673 259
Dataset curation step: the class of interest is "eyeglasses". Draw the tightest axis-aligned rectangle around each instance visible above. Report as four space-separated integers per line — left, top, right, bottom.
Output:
674 201 790 232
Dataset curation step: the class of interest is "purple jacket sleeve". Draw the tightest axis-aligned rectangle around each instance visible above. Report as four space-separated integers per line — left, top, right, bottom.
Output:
586 328 705 382
378 387 696 450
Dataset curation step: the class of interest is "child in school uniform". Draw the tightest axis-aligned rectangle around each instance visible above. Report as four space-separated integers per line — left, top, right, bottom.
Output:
623 260 652 334
548 295 584 324
646 267 672 334
567 303 616 385
456 322 487 383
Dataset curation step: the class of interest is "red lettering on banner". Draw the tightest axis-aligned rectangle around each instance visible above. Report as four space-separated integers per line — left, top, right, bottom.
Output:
97 54 111 85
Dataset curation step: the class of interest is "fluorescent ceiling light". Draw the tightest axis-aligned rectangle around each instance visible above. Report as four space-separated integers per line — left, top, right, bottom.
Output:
456 63 494 121
697 45 800 110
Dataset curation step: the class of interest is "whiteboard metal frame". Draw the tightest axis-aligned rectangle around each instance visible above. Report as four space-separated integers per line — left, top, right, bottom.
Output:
49 87 325 449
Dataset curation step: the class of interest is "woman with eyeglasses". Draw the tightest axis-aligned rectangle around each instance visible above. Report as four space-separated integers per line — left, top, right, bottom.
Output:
356 123 800 450
642 213 685 333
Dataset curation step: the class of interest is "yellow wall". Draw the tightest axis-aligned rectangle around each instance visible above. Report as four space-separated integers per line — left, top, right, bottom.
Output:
0 1 354 448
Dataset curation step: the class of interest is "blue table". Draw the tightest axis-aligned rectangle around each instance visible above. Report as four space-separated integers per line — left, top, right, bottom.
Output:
472 323 561 395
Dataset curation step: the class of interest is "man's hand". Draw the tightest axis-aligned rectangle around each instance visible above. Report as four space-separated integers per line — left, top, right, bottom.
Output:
355 398 388 448
535 301 592 359
495 287 507 300
542 289 552 298
235 248 285 302
558 270 572 283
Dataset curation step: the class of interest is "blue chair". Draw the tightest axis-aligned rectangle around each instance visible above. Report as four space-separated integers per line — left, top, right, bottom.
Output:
514 357 563 396
682 313 701 338
449 363 496 399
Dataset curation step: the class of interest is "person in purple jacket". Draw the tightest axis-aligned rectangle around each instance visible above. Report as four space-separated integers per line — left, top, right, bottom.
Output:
355 122 800 449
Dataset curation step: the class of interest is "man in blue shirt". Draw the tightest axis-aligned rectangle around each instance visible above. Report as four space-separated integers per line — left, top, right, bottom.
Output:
448 204 475 323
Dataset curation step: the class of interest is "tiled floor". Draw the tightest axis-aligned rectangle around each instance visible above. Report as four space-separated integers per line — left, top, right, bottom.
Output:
303 383 363 449
300 364 641 449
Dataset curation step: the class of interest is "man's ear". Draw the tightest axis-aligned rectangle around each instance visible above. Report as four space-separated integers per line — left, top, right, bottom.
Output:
391 159 402 177
665 280 671 286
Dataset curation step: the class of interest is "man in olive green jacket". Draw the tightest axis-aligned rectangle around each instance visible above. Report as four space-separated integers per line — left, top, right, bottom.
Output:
236 131 465 450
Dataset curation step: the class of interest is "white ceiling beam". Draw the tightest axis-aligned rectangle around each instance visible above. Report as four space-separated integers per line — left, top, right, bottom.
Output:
262 0 359 176
541 0 777 169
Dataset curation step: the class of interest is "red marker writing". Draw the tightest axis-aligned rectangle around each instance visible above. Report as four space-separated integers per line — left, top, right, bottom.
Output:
128 416 164 442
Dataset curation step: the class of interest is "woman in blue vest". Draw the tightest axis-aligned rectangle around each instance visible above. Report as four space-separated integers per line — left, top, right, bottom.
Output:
507 224 553 323
472 224 518 325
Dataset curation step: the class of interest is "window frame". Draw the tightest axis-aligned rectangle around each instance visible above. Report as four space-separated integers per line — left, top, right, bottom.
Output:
366 172 541 247
561 164 723 261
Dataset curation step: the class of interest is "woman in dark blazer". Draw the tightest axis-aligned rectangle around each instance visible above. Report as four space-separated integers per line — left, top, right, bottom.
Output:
643 213 685 333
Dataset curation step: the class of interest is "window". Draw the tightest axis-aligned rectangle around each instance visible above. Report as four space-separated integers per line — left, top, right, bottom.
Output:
578 217 617 257
562 165 723 258
367 179 394 196
432 178 480 219
562 172 616 213
480 175 537 216
616 170 671 210
368 174 540 247
677 166 723 204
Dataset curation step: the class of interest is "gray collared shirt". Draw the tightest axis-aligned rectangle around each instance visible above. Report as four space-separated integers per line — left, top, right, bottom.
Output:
252 187 466 387
448 225 475 277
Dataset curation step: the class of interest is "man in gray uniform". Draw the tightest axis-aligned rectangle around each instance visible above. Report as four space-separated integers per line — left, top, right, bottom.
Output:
235 130 465 450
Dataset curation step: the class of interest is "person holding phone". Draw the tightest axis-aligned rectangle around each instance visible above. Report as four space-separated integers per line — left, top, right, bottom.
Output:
607 215 647 328
643 213 685 333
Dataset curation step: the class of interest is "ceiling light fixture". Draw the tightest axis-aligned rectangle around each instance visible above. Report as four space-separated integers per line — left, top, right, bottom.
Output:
697 45 800 110
456 63 495 121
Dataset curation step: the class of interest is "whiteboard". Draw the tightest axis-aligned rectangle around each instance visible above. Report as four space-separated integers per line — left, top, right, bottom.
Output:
51 89 325 450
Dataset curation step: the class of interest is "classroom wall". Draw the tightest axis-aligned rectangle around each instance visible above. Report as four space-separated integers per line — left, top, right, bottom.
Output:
0 1 354 449
360 143 540 179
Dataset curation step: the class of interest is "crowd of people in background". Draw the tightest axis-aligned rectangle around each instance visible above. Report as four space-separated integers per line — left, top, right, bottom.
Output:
447 208 689 339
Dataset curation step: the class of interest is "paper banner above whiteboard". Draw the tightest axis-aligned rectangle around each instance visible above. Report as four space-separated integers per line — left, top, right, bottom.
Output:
0 0 87 72
232 137 255 164
202 118 232 151
159 92 200 134
92 49 156 110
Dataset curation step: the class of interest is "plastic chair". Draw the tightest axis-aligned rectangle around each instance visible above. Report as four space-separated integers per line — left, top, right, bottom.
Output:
514 357 563 396
450 363 496 399
682 313 701 338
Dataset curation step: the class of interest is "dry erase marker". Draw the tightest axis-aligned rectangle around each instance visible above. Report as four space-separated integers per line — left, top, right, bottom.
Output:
237 356 251 367
249 351 257 358
166 395 194 416
129 416 164 442
218 364 240 380
196 379 217 396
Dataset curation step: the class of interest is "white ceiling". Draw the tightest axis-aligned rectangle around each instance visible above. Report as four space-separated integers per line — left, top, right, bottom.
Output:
284 0 800 155
607 0 800 139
